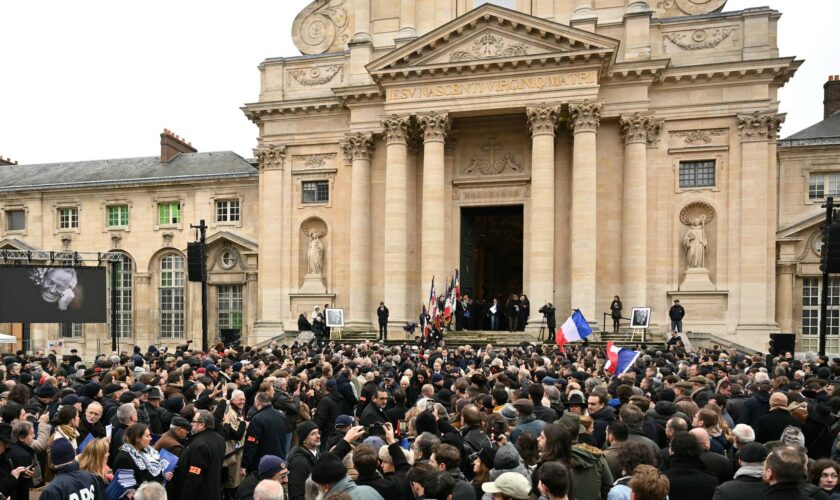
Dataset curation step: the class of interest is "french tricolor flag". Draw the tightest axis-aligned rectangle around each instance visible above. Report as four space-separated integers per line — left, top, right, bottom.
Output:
604 341 640 375
555 310 592 347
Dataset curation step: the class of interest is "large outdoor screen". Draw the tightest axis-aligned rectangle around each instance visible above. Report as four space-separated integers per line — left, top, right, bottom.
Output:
0 266 107 323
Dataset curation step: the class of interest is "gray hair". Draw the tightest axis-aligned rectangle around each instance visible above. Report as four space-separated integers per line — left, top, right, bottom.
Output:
255 479 285 500
11 420 32 441
732 424 755 445
117 403 137 425
194 409 215 429
134 482 167 500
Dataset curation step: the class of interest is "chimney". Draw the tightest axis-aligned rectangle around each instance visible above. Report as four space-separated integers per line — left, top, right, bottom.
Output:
826 75 840 119
0 156 18 166
160 129 197 163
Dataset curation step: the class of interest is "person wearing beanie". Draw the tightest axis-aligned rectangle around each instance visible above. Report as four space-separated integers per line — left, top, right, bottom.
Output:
311 451 383 500
242 392 287 475
39 438 102 500
712 442 769 500
237 455 288 500
754 392 800 444
287 419 322 500
510 399 545 445
167 409 226 500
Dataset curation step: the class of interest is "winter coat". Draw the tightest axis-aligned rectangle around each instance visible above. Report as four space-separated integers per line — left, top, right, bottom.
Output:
803 408 838 459
287 445 318 500
700 450 733 486
39 462 103 500
336 372 359 413
168 428 226 500
316 391 344 442
726 395 748 426
648 401 689 448
242 406 287 471
570 443 613 500
361 403 388 427
591 406 616 449
761 481 808 500
754 409 801 444
353 442 411 500
663 455 718 500
7 441 37 499
154 429 186 457
741 391 771 427
324 476 384 500
712 473 767 500
510 415 546 444
533 404 558 424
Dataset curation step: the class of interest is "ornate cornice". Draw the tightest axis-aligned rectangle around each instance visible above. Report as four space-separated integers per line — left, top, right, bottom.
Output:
620 112 664 145
339 132 375 162
526 105 561 137
569 100 603 134
253 144 286 171
737 111 785 142
381 115 410 146
418 112 450 143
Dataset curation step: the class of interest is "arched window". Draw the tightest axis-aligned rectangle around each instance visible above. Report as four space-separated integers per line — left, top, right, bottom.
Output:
159 254 185 338
114 255 133 338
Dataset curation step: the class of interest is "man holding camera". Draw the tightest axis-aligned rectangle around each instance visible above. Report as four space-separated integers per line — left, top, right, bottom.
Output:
538 303 556 341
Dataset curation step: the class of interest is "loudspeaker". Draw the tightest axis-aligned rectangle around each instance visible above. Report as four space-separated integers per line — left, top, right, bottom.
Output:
769 333 795 356
821 223 840 273
187 242 205 282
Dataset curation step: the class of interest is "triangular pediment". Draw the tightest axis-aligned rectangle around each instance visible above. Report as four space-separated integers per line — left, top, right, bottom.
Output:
777 211 824 239
368 3 618 76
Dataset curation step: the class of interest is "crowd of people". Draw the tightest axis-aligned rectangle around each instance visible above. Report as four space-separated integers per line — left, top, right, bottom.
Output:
1 335 840 500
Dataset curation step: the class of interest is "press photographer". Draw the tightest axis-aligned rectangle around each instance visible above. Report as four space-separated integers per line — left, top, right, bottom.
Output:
538 303 556 340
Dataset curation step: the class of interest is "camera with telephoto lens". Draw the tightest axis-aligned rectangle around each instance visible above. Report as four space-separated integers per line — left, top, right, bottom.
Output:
538 303 555 316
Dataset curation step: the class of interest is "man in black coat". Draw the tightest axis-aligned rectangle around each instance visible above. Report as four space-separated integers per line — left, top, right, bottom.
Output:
377 302 390 340
529 384 559 425
712 442 768 500
663 432 718 500
538 303 556 342
586 392 615 448
169 409 226 500
754 392 801 444
669 299 685 333
242 393 288 473
287 422 323 500
761 446 808 500
360 388 389 427
315 380 344 451
740 381 772 427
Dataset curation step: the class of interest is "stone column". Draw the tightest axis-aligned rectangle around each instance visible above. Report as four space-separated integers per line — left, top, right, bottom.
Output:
418 112 450 296
619 112 662 310
399 0 417 37
736 111 785 328
569 100 602 320
341 132 375 329
526 105 561 325
353 0 371 42
776 263 795 333
252 145 286 342
382 115 411 327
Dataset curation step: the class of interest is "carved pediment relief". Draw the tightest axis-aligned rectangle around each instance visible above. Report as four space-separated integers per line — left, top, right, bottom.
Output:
292 0 352 55
461 137 524 177
367 3 618 76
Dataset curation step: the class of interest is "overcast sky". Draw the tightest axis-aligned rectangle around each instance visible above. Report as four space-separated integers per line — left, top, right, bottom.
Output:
0 0 836 164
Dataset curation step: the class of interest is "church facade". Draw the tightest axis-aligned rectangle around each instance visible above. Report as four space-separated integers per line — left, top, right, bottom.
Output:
244 0 799 350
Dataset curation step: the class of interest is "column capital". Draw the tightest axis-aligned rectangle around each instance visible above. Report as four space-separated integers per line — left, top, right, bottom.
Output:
381 115 410 145
418 111 450 143
569 99 603 134
526 105 562 137
253 144 286 171
620 112 664 145
737 111 786 142
340 132 375 162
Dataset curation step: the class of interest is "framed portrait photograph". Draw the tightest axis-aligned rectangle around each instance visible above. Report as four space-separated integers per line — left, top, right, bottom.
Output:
0 265 106 323
325 308 344 328
630 307 651 329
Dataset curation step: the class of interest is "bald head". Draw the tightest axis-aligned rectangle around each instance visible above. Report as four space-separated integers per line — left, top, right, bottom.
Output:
769 392 788 409
690 427 710 451
422 384 434 398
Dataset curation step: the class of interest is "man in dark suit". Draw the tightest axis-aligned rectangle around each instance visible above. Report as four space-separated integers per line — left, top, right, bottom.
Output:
168 410 226 500
242 393 287 472
377 302 389 341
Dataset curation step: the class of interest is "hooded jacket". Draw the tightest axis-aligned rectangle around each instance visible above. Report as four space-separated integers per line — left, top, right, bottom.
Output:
742 390 771 427
324 476 384 500
590 405 616 449
648 401 689 448
570 443 613 500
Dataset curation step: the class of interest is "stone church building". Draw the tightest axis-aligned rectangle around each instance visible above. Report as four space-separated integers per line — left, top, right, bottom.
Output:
0 0 816 354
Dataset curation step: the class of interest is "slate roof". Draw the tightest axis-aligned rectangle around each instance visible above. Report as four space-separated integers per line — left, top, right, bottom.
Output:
779 112 840 147
0 151 258 193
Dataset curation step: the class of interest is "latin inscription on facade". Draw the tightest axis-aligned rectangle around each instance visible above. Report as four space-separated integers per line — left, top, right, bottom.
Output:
386 71 598 102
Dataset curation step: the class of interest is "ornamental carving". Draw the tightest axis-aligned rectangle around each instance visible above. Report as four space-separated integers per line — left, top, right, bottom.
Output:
671 129 728 146
679 201 715 269
254 144 286 171
665 27 736 51
462 138 522 176
737 111 785 142
569 100 602 134
288 65 344 86
292 153 336 169
339 132 375 162
381 115 410 145
450 33 528 62
162 232 174 248
291 0 351 55
418 112 450 143
620 112 664 145
452 185 531 201
526 105 561 137
656 0 727 18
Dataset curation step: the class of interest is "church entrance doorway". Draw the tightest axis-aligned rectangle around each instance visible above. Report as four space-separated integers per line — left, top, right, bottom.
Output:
459 205 523 329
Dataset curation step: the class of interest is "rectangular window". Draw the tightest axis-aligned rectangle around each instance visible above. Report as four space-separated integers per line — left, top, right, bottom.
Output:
302 181 329 204
679 160 716 188
59 323 82 338
107 205 129 228
216 200 240 223
58 207 79 229
114 257 133 338
158 202 180 225
218 285 243 334
809 172 840 200
160 255 185 338
801 277 840 352
5 210 25 231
